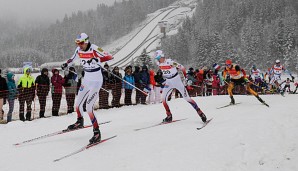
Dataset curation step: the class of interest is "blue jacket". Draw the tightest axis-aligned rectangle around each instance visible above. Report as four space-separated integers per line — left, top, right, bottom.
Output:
6 72 17 100
123 75 135 90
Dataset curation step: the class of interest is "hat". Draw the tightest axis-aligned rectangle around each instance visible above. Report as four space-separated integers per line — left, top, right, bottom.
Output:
154 50 164 60
75 33 89 44
226 59 232 65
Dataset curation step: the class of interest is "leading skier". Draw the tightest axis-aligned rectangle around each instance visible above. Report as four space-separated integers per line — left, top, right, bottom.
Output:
154 50 207 123
61 33 113 144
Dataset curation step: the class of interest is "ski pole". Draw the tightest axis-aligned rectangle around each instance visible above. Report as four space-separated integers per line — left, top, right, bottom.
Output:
101 66 148 96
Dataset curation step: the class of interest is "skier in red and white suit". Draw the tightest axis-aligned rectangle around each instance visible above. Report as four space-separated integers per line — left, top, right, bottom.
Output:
154 50 207 123
61 33 113 144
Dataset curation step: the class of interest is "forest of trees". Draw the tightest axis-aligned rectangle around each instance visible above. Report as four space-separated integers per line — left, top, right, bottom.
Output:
161 0 298 71
0 0 176 68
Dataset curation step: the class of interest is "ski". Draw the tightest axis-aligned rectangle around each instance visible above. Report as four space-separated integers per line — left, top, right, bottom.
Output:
197 118 213 130
134 118 187 131
53 135 117 162
216 102 241 109
261 101 270 107
13 121 111 146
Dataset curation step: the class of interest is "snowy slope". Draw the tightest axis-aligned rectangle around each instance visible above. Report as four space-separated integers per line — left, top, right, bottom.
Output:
1 94 298 171
104 0 197 68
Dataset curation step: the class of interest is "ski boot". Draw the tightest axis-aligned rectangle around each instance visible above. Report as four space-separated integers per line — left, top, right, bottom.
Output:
199 113 207 123
67 117 84 130
230 96 235 105
163 114 173 123
89 128 101 144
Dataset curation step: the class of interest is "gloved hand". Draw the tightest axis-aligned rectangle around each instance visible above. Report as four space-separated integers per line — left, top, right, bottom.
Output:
291 75 295 81
244 77 249 83
61 63 68 70
225 75 231 83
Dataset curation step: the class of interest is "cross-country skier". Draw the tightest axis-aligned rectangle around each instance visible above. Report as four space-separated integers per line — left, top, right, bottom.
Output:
222 59 268 106
61 33 113 144
269 59 294 93
154 50 207 123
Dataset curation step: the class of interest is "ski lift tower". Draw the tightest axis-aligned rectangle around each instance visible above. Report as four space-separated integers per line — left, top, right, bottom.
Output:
158 20 168 38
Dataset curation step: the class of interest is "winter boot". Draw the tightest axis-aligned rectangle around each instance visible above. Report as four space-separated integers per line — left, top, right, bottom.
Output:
163 114 173 123
39 111 45 118
26 112 32 121
52 111 59 116
89 128 101 144
230 96 235 105
19 113 25 122
67 117 84 130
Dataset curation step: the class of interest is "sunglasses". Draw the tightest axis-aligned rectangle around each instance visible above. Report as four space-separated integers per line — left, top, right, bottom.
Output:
76 41 85 45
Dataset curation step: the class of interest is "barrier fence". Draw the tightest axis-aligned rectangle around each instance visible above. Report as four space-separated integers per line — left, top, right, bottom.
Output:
0 83 288 124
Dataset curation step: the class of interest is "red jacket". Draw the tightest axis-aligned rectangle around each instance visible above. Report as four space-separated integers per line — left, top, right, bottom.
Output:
51 69 65 94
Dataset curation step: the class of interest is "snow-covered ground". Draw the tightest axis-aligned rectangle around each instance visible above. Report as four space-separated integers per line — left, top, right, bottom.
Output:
1 94 298 171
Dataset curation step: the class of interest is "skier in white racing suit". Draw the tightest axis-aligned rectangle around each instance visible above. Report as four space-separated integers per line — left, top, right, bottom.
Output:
61 33 113 144
269 59 294 93
154 50 207 123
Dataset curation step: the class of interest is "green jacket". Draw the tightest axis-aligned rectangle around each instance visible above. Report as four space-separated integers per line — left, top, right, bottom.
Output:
18 67 35 89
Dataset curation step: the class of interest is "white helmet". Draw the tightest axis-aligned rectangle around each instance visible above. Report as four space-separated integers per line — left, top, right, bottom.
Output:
75 33 89 44
154 50 165 60
275 59 280 63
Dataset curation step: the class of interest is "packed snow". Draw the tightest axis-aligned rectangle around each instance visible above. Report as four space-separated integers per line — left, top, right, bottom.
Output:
1 94 298 171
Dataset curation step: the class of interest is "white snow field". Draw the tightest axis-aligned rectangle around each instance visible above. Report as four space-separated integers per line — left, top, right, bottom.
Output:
1 94 298 171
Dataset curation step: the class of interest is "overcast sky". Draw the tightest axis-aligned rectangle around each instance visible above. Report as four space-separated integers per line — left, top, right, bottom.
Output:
0 0 117 24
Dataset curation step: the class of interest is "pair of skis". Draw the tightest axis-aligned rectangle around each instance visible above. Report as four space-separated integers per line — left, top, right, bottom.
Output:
15 118 212 162
14 121 117 162
134 118 213 131
216 101 269 109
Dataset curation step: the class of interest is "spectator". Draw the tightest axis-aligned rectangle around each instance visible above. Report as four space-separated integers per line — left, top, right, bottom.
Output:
51 68 64 116
0 69 8 121
6 72 17 122
140 65 150 104
77 71 86 111
133 66 142 104
186 67 197 97
35 68 50 118
204 70 213 96
147 69 156 104
99 63 110 109
123 66 135 105
64 67 78 114
17 67 35 121
154 69 165 104
110 66 122 107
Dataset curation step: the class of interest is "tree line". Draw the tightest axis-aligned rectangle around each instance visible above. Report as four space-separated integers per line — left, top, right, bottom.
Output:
0 0 177 68
161 0 298 71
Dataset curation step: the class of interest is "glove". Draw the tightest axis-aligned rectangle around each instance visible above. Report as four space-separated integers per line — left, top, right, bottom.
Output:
291 75 295 81
61 63 68 70
225 75 231 83
244 77 249 83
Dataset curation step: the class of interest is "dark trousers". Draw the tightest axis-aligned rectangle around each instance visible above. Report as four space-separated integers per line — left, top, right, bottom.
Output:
66 93 75 113
52 93 62 116
124 89 133 105
111 83 122 107
135 83 143 104
99 83 109 109
19 93 32 121
38 95 47 117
